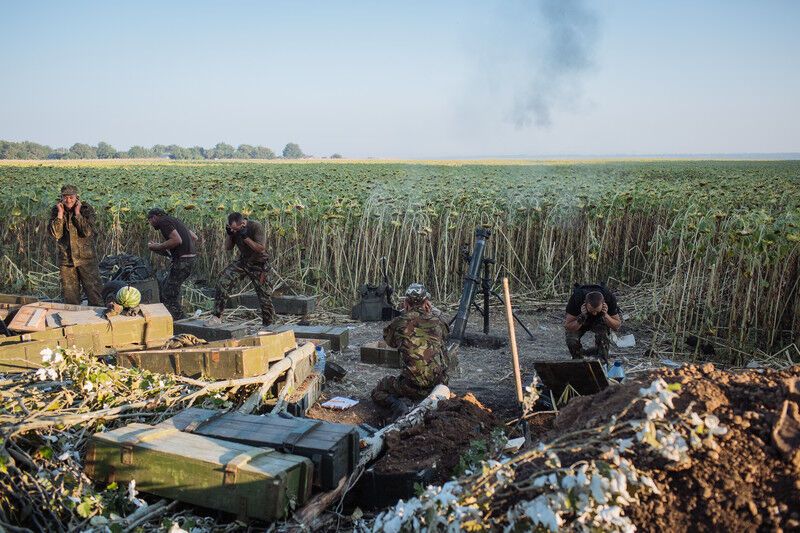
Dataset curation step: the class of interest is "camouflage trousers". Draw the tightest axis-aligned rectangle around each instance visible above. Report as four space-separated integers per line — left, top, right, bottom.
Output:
565 322 611 361
213 261 275 326
162 257 195 320
60 263 103 306
371 375 431 408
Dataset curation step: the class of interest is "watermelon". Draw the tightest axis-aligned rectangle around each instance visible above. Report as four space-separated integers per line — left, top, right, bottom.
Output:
116 286 141 308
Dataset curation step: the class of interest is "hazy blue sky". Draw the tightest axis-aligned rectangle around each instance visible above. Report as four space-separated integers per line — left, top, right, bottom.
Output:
1 0 798 157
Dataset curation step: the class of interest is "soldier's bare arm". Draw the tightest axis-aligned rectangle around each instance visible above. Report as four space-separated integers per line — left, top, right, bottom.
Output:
603 312 622 331
149 229 182 252
241 237 266 254
564 313 583 332
241 223 266 254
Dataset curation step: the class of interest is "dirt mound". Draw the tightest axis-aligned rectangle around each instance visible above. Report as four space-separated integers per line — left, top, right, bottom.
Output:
553 364 800 532
307 398 385 429
375 393 501 482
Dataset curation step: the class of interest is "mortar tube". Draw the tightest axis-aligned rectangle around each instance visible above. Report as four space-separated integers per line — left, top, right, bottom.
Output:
449 227 491 343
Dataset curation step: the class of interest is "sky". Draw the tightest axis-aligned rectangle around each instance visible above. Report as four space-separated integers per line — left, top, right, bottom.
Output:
1 0 799 158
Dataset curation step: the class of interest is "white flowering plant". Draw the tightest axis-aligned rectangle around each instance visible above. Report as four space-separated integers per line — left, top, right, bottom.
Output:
29 346 177 410
0 345 230 529
521 375 541 416
369 377 728 532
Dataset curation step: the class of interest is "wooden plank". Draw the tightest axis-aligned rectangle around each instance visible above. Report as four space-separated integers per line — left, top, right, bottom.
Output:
27 302 102 312
8 306 48 332
0 294 40 322
85 423 313 521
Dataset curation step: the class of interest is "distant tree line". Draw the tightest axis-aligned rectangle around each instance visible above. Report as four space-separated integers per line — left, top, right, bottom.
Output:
0 140 343 160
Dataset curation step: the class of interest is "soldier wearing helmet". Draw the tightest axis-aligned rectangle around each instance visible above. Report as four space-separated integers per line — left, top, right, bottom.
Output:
371 283 449 418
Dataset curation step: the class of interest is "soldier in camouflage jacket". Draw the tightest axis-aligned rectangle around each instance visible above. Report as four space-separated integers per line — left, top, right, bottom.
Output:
371 284 449 414
47 185 103 306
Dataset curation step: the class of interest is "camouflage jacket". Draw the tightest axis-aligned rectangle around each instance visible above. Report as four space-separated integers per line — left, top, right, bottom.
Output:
384 308 449 389
48 203 98 266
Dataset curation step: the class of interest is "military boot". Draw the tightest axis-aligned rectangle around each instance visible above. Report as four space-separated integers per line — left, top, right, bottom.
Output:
387 395 411 420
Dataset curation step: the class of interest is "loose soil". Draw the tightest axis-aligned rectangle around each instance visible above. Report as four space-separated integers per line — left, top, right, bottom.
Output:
306 397 384 428
374 393 502 483
548 364 800 532
270 296 797 530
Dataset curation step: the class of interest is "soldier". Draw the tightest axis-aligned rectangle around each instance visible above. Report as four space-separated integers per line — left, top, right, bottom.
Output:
371 283 449 417
146 208 198 320
47 184 103 306
211 212 275 326
564 283 622 362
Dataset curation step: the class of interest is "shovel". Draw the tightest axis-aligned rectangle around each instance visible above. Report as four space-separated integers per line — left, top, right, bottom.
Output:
502 277 530 446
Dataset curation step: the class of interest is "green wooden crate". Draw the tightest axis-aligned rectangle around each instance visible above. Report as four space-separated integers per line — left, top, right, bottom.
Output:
360 341 402 368
173 318 249 341
159 408 359 490
205 331 297 353
265 325 349 351
118 344 287 379
286 372 324 417
0 293 40 322
0 293 40 305
227 293 317 315
85 423 313 521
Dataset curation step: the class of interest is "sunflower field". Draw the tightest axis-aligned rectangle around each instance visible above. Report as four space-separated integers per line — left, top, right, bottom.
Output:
0 159 798 359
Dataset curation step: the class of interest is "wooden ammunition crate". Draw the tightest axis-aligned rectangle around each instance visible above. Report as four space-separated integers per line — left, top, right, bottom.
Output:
173 318 249 341
0 293 40 305
0 293 41 322
227 294 317 316
160 408 359 490
118 344 288 379
85 423 312 521
286 372 324 417
266 325 349 351
0 304 173 372
205 331 297 352
360 341 402 368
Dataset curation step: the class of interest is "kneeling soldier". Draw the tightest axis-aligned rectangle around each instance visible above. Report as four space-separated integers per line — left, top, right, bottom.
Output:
564 283 622 362
371 284 449 418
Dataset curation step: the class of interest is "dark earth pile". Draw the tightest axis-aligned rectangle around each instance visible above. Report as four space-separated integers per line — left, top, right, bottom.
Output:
307 398 385 428
375 393 501 483
551 364 800 532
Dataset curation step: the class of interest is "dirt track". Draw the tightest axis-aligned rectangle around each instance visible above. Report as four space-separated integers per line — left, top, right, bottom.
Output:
310 302 650 424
